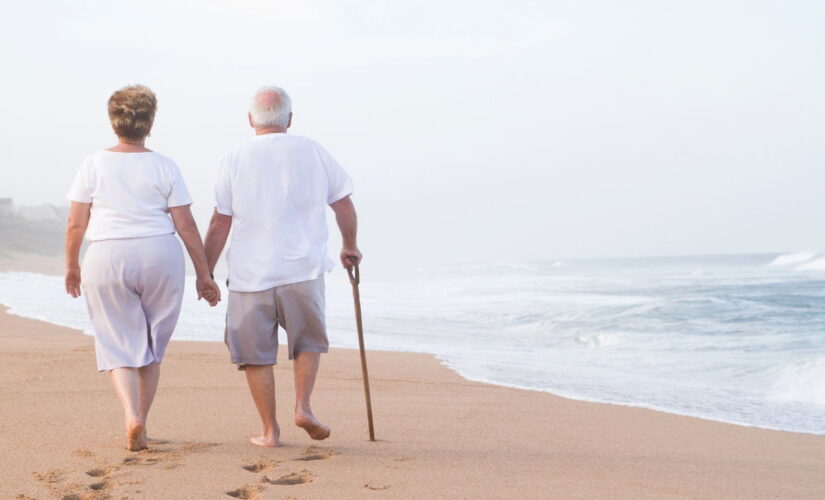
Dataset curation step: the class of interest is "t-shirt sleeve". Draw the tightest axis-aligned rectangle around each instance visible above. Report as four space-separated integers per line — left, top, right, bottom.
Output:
66 160 92 203
214 154 233 216
165 160 193 208
317 144 354 204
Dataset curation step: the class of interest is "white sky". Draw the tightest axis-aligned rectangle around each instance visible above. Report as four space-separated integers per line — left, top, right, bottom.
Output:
1 1 824 264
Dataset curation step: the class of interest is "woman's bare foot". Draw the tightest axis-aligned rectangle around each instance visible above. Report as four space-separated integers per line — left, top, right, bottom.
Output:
295 412 331 440
144 430 169 445
250 433 281 447
127 422 147 451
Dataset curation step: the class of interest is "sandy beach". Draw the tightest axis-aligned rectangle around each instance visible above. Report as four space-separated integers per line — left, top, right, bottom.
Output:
1 305 823 500
4 2 824 497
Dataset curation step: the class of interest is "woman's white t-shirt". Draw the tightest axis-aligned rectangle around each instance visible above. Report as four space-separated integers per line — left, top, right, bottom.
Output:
67 151 193 241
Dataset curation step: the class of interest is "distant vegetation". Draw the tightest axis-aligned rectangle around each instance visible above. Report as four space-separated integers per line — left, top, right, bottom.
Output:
0 207 66 256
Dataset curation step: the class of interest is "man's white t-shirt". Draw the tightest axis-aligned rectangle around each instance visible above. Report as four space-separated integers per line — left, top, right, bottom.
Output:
67 151 193 241
215 133 353 292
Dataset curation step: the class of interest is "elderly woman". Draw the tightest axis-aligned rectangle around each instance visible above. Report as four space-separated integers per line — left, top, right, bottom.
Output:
64 85 220 451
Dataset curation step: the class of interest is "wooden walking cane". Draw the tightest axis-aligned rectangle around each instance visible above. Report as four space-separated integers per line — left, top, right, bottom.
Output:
347 262 376 441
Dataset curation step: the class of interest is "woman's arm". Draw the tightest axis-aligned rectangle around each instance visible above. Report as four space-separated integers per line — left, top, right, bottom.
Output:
65 201 91 298
168 205 221 306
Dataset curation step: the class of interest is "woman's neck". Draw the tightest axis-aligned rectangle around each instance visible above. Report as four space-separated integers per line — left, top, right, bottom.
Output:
106 139 152 153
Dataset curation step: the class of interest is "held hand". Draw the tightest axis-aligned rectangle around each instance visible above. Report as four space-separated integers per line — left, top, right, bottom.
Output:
341 246 363 269
65 266 82 298
196 276 222 307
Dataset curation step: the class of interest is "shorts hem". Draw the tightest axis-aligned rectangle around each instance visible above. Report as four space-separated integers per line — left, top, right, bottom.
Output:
288 347 328 360
97 359 160 372
233 359 278 370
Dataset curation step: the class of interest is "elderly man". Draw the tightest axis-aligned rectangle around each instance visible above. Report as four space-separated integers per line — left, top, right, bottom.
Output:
204 86 361 447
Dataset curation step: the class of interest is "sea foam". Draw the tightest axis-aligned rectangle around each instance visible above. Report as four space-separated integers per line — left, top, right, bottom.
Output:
796 257 825 272
770 356 825 406
769 251 817 267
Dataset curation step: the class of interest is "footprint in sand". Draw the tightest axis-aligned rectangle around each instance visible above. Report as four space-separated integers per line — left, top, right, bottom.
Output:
120 440 217 467
33 441 222 500
40 465 117 500
51 479 115 500
225 484 265 499
262 470 314 485
364 482 391 491
33 469 65 484
123 455 162 466
121 441 212 469
295 445 337 461
88 479 110 492
31 469 80 499
241 458 282 473
182 441 219 453
40 452 122 500
85 464 120 478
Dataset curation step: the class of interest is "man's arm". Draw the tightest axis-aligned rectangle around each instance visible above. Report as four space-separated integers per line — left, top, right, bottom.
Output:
330 195 362 268
204 208 233 274
65 201 91 298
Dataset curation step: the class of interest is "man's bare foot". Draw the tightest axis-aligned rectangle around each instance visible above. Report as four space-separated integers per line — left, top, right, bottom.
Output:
127 422 147 451
295 412 331 440
250 434 281 447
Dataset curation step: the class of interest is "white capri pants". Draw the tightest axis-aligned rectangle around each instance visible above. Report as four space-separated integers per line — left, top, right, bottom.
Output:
81 233 185 371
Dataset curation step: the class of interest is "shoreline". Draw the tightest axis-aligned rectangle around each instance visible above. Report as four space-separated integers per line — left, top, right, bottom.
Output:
3 303 821 440
0 292 820 438
3 307 825 498
438 362 825 438
0 263 822 438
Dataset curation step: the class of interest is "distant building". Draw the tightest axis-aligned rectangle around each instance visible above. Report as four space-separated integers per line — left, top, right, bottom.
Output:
17 204 68 222
0 198 12 216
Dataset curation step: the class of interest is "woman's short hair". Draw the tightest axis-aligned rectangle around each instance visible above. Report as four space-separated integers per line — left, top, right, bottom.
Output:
107 85 157 141
249 86 292 128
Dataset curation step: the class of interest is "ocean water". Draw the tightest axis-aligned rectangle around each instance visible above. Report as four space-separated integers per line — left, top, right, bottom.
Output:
1 252 824 435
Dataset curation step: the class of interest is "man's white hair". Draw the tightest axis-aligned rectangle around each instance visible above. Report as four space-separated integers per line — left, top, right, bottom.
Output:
249 86 292 128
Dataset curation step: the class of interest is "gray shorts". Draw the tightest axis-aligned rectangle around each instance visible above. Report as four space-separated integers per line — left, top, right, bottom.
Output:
224 276 328 368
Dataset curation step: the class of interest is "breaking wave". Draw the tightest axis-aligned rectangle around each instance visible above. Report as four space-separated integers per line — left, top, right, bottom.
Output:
769 251 817 267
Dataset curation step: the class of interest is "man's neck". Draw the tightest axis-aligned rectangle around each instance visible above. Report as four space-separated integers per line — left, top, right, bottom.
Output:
255 126 287 135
